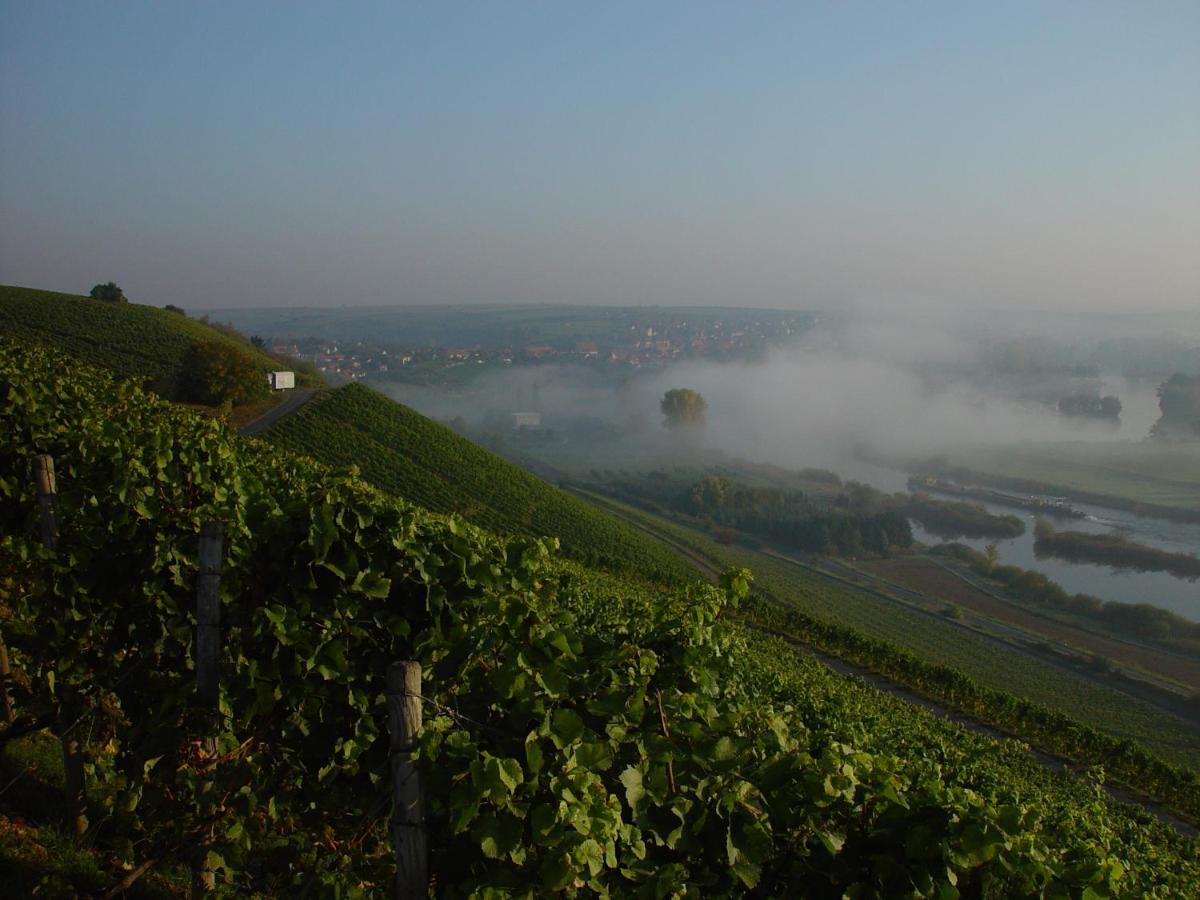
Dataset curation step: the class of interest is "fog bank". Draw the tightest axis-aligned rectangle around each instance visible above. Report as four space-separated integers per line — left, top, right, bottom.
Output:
380 316 1170 479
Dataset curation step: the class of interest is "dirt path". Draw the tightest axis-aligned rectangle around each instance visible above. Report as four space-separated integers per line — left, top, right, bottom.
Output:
239 388 316 436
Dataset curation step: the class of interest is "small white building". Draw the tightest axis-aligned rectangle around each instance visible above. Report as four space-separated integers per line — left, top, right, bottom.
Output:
267 371 295 390
512 412 542 430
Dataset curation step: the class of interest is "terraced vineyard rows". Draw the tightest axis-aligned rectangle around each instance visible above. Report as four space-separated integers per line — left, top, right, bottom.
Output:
262 383 694 582
4 341 1199 894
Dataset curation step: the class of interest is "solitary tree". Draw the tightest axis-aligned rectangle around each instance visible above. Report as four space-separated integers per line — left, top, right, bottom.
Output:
250 335 266 349
89 281 127 303
661 388 707 429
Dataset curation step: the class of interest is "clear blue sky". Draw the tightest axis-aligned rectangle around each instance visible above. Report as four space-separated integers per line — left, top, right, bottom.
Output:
1 1 1197 310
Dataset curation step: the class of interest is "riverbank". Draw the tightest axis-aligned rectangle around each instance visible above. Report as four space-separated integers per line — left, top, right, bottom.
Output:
1034 522 1200 580
913 442 1200 524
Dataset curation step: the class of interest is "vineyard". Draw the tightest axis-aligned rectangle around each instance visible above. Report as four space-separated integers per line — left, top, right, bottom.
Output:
3 342 1200 895
0 284 308 400
572 492 1200 780
262 384 694 582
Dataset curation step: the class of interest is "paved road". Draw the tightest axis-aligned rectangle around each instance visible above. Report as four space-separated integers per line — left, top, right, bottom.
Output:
239 388 317 436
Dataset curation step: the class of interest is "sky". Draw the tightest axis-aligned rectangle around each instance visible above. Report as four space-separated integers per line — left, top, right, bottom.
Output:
1 1 1198 312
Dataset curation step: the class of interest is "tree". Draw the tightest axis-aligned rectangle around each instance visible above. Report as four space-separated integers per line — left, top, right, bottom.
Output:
180 340 269 406
661 388 706 430
251 335 266 349
1151 373 1200 438
89 281 127 303
164 304 186 315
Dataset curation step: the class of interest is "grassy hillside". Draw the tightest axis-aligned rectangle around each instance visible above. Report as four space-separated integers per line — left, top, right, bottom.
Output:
4 338 1198 895
262 383 694 581
0 283 314 399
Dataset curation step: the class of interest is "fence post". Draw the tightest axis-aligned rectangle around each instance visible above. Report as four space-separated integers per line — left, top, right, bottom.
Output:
61 724 87 841
33 454 58 549
0 638 13 722
32 455 85 837
192 522 223 894
196 523 223 708
386 661 427 899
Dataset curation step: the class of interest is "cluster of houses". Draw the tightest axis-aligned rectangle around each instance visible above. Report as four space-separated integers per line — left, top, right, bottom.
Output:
270 313 812 382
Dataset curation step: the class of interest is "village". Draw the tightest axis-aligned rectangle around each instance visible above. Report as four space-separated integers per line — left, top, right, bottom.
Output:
270 311 815 383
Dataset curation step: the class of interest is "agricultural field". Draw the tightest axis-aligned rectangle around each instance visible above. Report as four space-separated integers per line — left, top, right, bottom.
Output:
937 442 1200 514
0 284 315 400
750 566 1200 769
4 339 1198 895
261 383 695 582
861 556 1200 692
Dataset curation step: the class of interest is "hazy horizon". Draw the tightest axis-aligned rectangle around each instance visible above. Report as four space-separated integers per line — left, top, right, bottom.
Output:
2 2 1198 313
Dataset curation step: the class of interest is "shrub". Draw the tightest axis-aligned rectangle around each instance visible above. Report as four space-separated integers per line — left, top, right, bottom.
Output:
88 281 127 303
180 339 269 406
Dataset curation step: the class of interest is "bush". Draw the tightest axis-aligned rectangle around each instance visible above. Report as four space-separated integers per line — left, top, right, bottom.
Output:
88 281 127 303
180 339 269 406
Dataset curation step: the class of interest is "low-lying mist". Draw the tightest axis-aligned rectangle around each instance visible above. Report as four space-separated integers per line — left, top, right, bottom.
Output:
378 316 1168 485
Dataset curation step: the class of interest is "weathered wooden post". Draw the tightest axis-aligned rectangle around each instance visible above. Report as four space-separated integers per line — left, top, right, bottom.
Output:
61 720 87 840
196 523 223 709
33 454 59 549
32 455 85 837
0 638 14 722
386 661 427 899
193 522 224 894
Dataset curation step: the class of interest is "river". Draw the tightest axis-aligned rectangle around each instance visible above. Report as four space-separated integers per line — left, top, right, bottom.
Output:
839 458 1200 619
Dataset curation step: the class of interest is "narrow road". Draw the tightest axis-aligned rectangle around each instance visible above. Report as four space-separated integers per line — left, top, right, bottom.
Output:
239 388 316 436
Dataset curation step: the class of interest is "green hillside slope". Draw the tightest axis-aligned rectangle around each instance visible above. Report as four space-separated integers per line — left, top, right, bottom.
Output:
4 339 1198 895
262 382 693 580
0 283 312 398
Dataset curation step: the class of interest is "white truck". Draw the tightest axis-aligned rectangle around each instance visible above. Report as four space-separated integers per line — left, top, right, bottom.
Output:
266 371 295 390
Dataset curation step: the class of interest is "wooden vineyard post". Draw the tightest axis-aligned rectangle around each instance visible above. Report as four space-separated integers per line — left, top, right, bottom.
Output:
33 454 59 549
386 661 427 899
0 639 13 722
196 523 223 710
61 727 88 841
31 455 86 838
193 522 224 894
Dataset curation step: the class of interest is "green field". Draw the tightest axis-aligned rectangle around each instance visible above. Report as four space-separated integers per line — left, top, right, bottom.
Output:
262 383 695 582
939 441 1200 513
0 283 308 398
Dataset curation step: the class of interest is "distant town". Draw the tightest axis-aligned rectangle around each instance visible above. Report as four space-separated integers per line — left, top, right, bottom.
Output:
266 311 817 384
